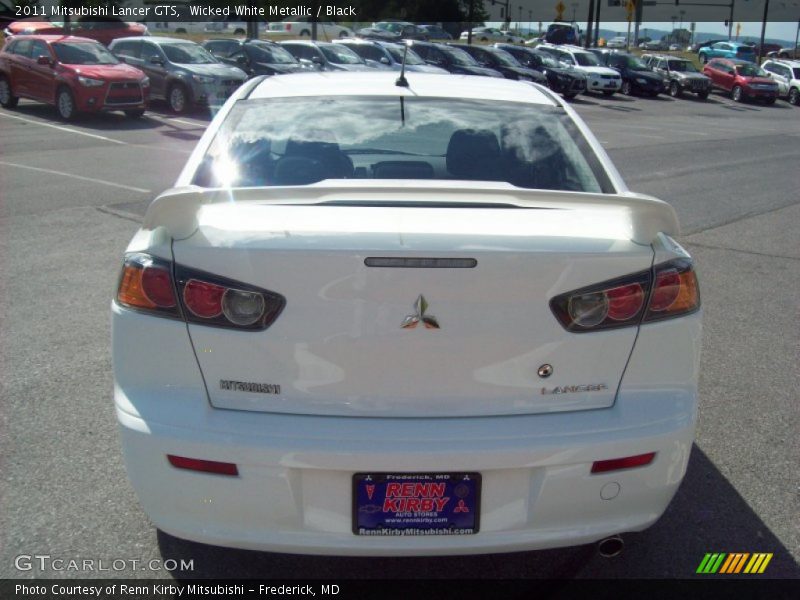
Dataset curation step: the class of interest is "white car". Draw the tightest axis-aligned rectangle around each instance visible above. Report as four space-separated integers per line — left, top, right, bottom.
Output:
606 37 627 49
460 27 522 43
761 58 800 105
265 17 353 40
112 72 701 555
538 44 622 95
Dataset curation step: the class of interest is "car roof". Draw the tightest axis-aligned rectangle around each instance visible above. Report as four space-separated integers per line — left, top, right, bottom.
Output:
247 72 558 106
7 34 97 43
112 36 194 45
767 58 800 68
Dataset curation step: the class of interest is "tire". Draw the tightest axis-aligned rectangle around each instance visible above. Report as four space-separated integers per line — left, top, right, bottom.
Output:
56 86 76 120
234 28 245 35
168 83 189 114
299 29 310 37
125 109 145 118
339 31 348 38
602 90 615 96
697 90 709 100
175 28 187 34
788 88 799 105
699 53 708 64
732 85 743 102
564 92 578 99
0 75 19 109
480 37 488 42
764 97 776 105
621 80 632 95
670 81 682 97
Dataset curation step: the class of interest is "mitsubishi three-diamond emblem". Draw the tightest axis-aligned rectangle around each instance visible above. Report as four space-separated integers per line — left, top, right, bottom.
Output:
401 295 440 329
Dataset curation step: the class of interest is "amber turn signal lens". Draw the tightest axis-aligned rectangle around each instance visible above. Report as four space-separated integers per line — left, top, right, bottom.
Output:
117 264 156 309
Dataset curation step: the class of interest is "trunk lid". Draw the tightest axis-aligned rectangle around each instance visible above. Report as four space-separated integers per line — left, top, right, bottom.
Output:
160 186 670 418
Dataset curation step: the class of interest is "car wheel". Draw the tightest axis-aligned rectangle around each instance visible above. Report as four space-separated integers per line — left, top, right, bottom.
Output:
732 85 743 102
234 28 245 35
56 87 77 121
125 109 146 118
0 76 19 109
621 80 632 95
699 54 707 64
175 28 187 34
764 97 776 105
339 31 348 38
697 90 709 100
480 37 488 42
168 83 189 114
564 92 578 99
299 30 310 37
788 88 799 105
669 81 682 97
602 90 615 96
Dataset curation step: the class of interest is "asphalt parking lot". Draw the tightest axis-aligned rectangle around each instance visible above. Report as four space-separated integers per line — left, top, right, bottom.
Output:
1 87 798 580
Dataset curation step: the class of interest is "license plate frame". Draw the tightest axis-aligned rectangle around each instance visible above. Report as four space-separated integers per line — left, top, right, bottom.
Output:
353 472 481 536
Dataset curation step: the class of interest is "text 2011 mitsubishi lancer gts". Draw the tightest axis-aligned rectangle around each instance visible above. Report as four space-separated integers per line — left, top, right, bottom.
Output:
112 71 701 556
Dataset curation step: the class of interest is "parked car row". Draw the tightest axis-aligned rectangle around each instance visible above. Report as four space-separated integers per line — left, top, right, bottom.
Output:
2 33 798 122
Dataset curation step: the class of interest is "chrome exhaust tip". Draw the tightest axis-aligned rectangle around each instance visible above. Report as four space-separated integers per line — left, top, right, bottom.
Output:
597 535 624 558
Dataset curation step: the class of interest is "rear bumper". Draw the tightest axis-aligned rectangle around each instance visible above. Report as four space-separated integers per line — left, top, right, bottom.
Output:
113 305 701 556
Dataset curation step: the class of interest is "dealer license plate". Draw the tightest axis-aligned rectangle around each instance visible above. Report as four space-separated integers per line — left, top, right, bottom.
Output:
353 472 481 536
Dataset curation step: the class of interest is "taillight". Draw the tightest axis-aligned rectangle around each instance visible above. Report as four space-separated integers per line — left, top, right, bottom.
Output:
550 259 700 332
591 452 656 474
116 253 285 331
116 253 180 318
285 24 291 31
167 455 238 476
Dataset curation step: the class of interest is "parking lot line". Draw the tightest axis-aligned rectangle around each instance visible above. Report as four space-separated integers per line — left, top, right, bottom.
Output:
147 114 209 128
0 161 151 193
0 112 127 145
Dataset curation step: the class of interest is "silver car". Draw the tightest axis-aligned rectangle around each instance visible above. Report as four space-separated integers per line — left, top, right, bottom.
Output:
109 37 247 114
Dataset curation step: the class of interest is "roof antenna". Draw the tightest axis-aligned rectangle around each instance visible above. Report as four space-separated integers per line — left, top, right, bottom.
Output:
396 40 411 88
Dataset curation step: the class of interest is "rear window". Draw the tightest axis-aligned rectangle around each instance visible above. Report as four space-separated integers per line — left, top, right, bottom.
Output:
193 96 611 193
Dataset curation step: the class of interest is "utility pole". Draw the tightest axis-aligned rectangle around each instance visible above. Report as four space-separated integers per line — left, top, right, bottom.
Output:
757 0 770 64
467 0 474 44
594 0 602 46
585 0 595 49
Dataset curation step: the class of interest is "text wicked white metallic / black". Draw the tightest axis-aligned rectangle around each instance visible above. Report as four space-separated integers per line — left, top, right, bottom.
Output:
112 72 701 555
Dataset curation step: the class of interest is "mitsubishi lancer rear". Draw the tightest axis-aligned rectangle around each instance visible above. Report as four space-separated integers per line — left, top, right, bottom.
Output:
112 72 701 555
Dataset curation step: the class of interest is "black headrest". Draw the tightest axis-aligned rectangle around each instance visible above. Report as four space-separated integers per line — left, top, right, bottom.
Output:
446 129 501 180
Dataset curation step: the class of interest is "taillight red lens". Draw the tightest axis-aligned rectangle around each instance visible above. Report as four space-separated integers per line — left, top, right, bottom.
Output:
183 279 225 318
285 24 291 31
591 452 656 474
141 266 177 308
167 455 238 476
649 269 681 312
606 283 645 321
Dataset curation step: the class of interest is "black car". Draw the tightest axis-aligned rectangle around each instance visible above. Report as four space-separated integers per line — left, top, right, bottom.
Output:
595 51 666 96
410 42 503 77
418 25 453 40
494 44 587 98
449 44 547 84
201 39 306 78
356 22 429 42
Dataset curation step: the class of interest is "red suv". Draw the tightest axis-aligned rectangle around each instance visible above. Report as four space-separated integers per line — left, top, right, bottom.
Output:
5 17 148 46
703 58 779 104
0 35 150 119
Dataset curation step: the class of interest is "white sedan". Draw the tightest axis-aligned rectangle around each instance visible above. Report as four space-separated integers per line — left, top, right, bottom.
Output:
113 72 701 555
265 18 353 40
460 27 524 43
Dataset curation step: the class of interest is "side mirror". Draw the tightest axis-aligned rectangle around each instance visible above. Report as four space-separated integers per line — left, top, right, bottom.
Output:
149 56 164 65
379 56 389 65
37 55 52 66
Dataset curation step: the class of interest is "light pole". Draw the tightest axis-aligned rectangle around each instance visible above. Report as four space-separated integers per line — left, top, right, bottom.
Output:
518 5 522 31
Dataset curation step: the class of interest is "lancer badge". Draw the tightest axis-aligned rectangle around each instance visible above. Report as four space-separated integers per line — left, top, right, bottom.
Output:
402 295 440 329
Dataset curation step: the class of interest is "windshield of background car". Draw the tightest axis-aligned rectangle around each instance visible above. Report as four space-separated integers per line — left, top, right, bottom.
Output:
794 68 800 78
668 60 698 73
442 46 478 66
490 49 520 67
384 45 425 65
319 44 364 64
193 97 610 193
52 42 119 65
573 52 600 66
248 43 297 64
735 64 767 77
624 56 649 70
162 43 217 64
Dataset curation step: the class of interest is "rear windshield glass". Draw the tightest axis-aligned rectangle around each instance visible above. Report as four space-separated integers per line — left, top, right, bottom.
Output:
384 45 425 65
53 42 119 65
248 43 297 64
668 60 698 73
319 45 364 65
735 64 767 77
194 97 611 193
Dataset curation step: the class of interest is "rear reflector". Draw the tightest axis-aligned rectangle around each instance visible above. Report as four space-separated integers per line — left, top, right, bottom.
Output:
167 455 239 476
591 452 656 474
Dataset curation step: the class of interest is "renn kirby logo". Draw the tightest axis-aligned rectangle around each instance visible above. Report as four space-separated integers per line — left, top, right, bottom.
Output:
696 552 773 574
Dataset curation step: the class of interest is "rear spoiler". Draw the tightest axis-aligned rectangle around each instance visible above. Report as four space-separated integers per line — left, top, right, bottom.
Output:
142 181 680 245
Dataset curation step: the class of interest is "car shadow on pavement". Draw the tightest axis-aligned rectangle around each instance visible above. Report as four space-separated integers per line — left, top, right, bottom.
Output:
156 444 799 580
9 103 161 131
565 97 599 106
